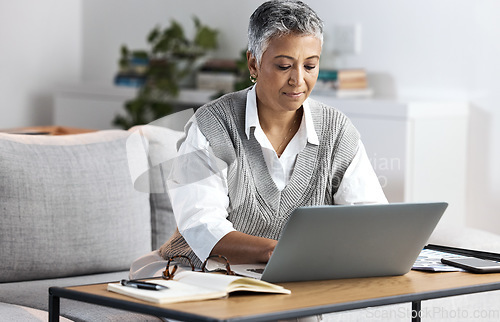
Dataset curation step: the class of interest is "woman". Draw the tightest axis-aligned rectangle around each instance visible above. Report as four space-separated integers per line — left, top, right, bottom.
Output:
158 0 387 268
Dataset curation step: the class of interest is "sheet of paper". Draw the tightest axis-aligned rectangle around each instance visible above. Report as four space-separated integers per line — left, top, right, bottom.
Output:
412 248 466 272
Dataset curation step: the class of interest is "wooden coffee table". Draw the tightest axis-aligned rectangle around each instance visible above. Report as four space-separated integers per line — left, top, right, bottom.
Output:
49 270 500 322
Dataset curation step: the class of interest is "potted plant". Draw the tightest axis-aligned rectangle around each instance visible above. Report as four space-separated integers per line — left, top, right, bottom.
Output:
113 17 218 129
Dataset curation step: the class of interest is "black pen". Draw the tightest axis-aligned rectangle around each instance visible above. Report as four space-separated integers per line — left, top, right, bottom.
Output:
120 279 169 291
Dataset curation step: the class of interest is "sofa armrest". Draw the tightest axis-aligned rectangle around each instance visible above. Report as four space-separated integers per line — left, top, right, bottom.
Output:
428 225 500 254
1 125 96 135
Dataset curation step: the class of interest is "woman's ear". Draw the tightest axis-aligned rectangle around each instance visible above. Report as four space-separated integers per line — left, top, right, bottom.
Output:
246 51 258 76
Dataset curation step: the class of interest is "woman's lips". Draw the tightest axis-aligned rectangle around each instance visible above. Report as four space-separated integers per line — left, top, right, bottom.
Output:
284 91 304 98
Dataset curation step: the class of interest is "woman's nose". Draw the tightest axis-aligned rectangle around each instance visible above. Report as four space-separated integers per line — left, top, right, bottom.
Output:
289 67 304 86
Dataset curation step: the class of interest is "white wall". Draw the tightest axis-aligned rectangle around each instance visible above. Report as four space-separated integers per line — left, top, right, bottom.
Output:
81 0 262 82
0 0 81 128
2 0 499 235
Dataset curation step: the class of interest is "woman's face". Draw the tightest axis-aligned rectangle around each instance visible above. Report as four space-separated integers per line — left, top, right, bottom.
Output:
249 33 322 114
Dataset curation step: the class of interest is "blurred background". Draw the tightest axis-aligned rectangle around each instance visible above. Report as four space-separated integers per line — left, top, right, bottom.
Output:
1 0 499 236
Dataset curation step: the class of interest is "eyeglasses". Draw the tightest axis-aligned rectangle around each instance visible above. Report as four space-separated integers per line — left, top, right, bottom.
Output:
162 254 235 280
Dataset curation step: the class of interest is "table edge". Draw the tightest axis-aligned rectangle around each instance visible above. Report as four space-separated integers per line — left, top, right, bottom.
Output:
48 279 500 322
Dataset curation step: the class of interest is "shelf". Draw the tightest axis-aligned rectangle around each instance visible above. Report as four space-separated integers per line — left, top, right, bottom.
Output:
54 83 217 130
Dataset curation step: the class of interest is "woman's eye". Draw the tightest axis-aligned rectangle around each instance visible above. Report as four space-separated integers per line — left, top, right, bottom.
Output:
305 65 316 71
277 65 291 70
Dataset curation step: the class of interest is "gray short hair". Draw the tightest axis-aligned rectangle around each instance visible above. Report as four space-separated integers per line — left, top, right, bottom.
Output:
248 0 324 67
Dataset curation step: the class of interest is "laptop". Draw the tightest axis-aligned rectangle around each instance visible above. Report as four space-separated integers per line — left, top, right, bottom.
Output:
231 202 447 283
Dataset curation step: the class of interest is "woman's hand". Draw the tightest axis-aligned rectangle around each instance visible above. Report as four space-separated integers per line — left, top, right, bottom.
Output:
210 231 278 264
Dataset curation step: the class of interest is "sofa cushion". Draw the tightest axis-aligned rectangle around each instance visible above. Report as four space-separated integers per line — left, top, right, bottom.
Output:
0 270 161 321
127 123 185 249
0 302 73 322
0 130 151 282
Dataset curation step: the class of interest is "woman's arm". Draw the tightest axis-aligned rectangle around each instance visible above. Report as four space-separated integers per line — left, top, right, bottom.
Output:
211 231 277 264
334 140 388 204
168 117 276 264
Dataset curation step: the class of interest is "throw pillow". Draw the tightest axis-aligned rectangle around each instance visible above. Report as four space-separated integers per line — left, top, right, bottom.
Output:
0 130 151 282
126 124 185 249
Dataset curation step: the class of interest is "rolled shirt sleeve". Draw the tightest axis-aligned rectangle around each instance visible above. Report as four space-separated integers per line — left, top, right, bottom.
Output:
167 117 235 261
334 141 388 205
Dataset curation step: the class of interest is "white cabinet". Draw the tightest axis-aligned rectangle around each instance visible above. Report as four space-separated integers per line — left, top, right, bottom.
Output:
312 95 469 230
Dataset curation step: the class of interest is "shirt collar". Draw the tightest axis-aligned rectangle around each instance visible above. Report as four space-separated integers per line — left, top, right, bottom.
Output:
244 86 319 145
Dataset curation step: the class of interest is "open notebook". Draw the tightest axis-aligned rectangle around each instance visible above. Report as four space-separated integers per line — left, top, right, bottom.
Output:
232 202 447 282
108 271 290 304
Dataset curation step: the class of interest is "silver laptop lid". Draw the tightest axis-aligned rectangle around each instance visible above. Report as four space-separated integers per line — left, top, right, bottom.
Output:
258 202 447 282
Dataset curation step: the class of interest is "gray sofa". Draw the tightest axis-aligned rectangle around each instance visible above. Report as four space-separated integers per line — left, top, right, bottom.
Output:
0 127 181 321
1 124 500 322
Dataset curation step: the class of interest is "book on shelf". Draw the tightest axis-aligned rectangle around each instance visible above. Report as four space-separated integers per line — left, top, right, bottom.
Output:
115 56 149 88
107 271 291 304
114 73 146 88
196 59 238 93
198 59 238 73
317 68 369 90
196 72 236 93
315 68 373 98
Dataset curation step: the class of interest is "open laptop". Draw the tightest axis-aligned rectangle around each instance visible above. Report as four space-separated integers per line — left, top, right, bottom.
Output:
231 202 447 283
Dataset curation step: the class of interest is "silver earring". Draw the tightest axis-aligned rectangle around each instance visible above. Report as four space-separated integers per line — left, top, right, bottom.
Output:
250 74 257 83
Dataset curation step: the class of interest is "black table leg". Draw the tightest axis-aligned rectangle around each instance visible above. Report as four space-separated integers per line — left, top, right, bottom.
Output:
49 292 60 322
412 300 422 322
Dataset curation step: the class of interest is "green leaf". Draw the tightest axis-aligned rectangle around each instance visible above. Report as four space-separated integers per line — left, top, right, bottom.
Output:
118 57 129 70
131 50 149 60
195 26 218 50
193 16 201 29
120 45 129 57
165 20 185 42
147 26 161 44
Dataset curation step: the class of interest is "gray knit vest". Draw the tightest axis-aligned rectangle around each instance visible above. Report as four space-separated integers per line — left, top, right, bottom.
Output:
160 88 360 267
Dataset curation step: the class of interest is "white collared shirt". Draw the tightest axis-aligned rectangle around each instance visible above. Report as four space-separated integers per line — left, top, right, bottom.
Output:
167 87 387 261
245 86 319 190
